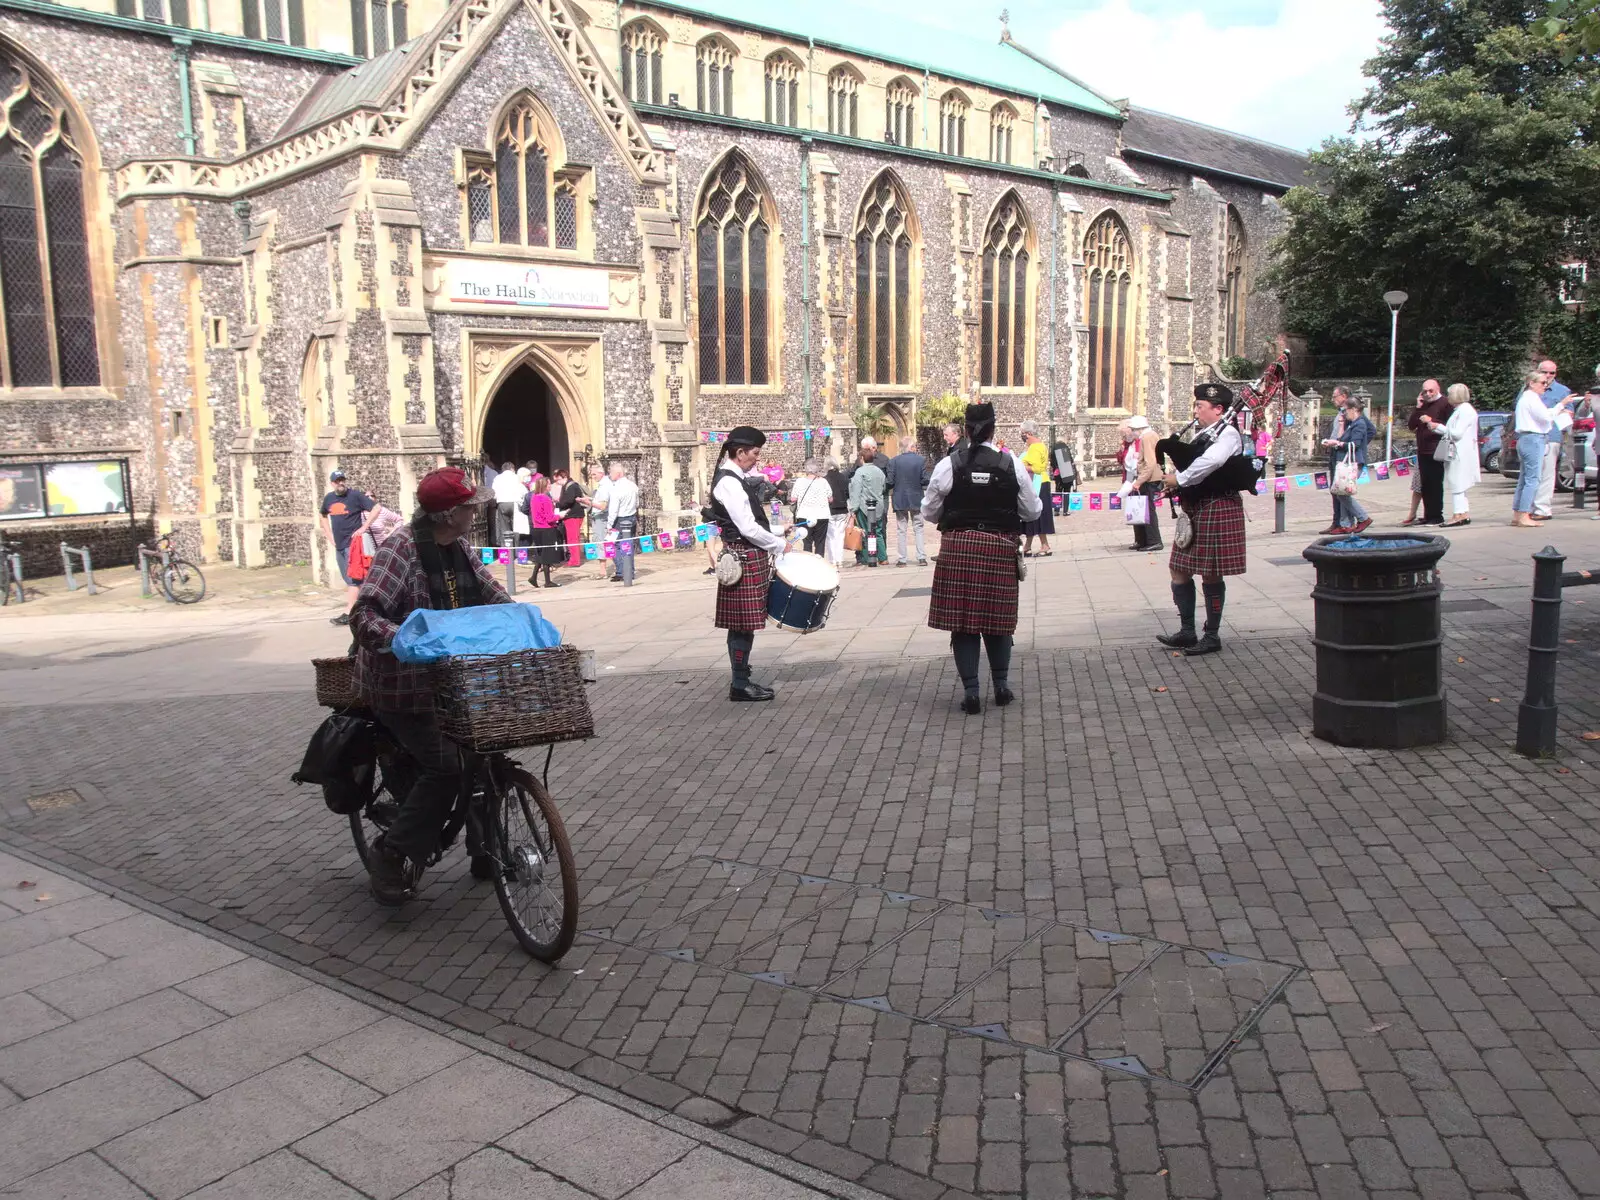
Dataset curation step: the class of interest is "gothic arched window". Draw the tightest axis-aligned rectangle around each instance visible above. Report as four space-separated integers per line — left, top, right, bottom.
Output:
696 37 735 117
764 52 800 127
980 194 1030 388
855 172 916 386
939 89 967 157
619 20 664 106
695 154 772 387
464 96 583 251
827 66 859 137
1223 206 1247 358
885 76 916 147
0 52 98 389
989 102 1015 164
1084 211 1134 409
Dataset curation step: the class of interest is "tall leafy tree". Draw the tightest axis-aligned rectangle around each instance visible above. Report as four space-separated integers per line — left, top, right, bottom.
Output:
1270 0 1600 404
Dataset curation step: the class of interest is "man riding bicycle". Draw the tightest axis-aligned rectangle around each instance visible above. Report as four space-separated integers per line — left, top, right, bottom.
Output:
351 466 511 904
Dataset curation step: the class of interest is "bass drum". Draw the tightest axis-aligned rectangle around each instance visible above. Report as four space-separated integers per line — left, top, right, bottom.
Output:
767 551 840 633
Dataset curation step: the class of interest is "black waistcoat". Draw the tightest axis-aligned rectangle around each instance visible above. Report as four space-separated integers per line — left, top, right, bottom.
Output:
938 446 1022 534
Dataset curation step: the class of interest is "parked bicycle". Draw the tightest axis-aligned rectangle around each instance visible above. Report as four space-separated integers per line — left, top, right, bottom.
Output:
138 531 206 604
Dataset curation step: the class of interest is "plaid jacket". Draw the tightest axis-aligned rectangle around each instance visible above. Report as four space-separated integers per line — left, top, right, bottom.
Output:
351 525 511 712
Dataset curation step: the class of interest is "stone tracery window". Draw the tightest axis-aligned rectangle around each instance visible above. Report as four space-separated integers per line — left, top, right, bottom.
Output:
464 97 583 251
695 154 772 386
0 52 98 389
854 172 916 386
1084 211 1134 409
619 20 664 106
764 52 800 127
696 37 735 117
348 0 402 56
939 89 967 157
827 66 859 137
1223 205 1247 358
885 77 916 147
980 194 1030 388
989 102 1015 164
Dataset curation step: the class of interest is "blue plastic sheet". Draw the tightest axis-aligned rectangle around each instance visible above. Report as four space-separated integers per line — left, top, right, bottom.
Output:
1323 536 1431 550
391 604 562 663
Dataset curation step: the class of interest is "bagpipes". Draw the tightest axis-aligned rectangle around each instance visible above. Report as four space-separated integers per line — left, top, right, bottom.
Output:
1156 350 1290 499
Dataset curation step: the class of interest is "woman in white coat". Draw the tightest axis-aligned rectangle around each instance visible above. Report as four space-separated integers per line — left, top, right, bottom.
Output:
1440 383 1481 527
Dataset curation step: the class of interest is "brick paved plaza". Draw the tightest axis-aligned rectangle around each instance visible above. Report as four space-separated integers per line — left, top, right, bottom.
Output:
4 487 1600 1199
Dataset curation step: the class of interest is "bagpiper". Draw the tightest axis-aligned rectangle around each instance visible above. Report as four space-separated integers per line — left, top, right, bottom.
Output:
708 425 789 701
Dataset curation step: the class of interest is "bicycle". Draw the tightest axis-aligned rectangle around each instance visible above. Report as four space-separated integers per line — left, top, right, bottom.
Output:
138 532 206 604
347 725 579 961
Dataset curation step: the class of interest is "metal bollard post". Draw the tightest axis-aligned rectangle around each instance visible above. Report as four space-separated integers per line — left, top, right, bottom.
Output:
1574 438 1588 511
1273 452 1287 534
60 542 75 591
59 543 97 594
6 553 22 603
1515 545 1566 757
138 548 154 598
504 550 516 597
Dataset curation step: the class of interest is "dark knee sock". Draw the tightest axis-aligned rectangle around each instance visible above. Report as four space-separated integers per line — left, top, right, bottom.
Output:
1202 580 1226 635
984 634 1013 687
951 633 981 695
727 631 754 684
1171 580 1197 632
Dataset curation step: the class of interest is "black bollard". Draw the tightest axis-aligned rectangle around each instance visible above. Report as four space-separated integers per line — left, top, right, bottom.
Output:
1514 546 1566 758
1274 452 1286 534
1575 438 1588 511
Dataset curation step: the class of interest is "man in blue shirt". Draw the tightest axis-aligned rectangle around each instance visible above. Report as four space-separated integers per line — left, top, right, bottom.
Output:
1534 358 1572 519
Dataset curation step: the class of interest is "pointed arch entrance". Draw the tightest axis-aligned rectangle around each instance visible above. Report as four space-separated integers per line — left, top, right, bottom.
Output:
465 333 604 477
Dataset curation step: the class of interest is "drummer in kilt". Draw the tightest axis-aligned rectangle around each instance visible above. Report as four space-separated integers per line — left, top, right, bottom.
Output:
1159 383 1247 657
709 425 790 702
921 402 1042 714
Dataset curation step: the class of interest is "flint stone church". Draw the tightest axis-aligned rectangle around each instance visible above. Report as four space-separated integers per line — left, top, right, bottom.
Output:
0 0 1308 579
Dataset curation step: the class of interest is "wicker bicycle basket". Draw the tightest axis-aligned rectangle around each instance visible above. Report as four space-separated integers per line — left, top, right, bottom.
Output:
432 645 594 752
313 656 361 709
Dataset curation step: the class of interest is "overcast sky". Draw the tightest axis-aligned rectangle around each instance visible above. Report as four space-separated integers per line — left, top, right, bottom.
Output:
873 0 1384 151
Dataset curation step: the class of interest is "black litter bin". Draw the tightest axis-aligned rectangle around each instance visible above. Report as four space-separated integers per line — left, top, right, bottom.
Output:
1301 533 1450 748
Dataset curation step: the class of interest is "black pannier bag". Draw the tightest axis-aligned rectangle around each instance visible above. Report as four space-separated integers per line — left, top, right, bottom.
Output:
292 711 376 815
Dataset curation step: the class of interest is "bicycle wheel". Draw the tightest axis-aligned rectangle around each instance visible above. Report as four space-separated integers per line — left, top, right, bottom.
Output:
160 559 206 604
348 758 403 870
489 765 578 961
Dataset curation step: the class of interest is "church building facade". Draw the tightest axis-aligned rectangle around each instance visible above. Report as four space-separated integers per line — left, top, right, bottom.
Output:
0 0 1307 578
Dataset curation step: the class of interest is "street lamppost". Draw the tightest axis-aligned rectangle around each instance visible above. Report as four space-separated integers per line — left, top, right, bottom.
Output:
1382 290 1408 463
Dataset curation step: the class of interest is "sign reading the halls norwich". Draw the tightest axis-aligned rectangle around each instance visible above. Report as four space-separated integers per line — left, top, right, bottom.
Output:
442 260 609 310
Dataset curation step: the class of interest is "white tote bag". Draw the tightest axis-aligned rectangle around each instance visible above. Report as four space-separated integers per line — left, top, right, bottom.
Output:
1123 494 1150 526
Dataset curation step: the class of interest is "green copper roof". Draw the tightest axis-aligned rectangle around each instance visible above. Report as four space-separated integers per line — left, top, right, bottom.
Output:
634 0 1123 120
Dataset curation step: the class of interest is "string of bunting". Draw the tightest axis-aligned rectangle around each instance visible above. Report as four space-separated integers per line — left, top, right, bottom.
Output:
1046 454 1420 512
477 455 1422 562
702 428 832 444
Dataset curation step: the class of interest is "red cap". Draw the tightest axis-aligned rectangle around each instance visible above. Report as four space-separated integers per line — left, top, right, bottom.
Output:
416 467 491 513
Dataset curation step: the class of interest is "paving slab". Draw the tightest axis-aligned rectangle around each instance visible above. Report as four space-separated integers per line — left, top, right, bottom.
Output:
182 1149 368 1200
499 1095 696 1197
398 1147 590 1200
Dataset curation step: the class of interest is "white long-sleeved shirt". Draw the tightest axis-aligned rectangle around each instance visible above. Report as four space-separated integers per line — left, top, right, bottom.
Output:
920 442 1043 525
491 471 525 504
712 461 786 552
604 476 639 524
1515 388 1555 436
1174 421 1243 488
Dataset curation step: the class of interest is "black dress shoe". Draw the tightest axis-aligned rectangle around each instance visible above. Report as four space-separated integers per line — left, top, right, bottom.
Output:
1183 633 1223 656
330 613 352 626
729 682 775 702
1138 543 1164 553
1156 629 1198 648
961 694 982 715
993 686 1014 707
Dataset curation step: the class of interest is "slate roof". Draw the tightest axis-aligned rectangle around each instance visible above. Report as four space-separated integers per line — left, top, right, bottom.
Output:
1121 107 1310 191
276 39 420 139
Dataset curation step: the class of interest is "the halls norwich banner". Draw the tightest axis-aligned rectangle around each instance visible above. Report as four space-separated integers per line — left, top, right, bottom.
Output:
440 260 609 310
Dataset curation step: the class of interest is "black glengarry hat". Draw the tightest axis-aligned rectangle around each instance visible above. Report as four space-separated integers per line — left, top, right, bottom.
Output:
724 425 766 449
1194 383 1233 404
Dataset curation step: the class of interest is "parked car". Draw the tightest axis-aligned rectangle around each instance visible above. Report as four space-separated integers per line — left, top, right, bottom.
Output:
1478 412 1510 472
1482 423 1505 473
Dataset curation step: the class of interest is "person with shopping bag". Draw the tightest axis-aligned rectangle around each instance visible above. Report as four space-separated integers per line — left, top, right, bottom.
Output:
1439 383 1481 527
1115 417 1163 552
1322 396 1375 534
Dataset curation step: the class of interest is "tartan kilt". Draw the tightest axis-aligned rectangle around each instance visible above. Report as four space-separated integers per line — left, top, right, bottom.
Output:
714 542 772 631
1169 493 1247 577
929 529 1021 636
